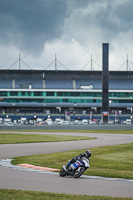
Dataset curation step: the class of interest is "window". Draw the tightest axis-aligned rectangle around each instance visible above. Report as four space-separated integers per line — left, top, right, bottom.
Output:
63 99 68 102
80 92 89 97
28 92 31 96
0 91 7 96
69 92 80 97
10 91 18 96
46 92 54 96
56 92 69 96
21 92 26 96
21 92 32 96
34 92 43 96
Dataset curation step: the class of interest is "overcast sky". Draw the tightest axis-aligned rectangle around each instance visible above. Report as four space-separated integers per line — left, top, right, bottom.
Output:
0 0 133 71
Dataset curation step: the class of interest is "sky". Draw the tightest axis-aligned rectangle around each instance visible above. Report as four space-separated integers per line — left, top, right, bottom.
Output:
0 0 133 71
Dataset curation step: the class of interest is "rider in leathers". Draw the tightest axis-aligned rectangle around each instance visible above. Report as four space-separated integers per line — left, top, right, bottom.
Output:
63 150 92 171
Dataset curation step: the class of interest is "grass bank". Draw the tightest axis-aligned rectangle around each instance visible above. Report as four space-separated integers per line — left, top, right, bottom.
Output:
0 189 132 200
12 143 133 180
0 133 94 144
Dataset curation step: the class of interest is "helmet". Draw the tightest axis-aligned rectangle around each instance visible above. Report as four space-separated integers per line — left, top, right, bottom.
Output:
85 150 92 158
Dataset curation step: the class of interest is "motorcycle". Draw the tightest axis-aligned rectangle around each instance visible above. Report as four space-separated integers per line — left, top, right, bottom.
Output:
59 157 90 178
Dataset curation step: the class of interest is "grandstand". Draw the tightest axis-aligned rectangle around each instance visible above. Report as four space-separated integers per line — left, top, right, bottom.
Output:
0 68 133 121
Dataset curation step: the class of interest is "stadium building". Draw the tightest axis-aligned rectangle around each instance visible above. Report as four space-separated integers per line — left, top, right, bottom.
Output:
0 63 133 122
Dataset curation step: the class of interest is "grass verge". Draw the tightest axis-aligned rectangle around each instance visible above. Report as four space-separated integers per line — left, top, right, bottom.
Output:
1 130 133 134
0 189 133 200
12 143 133 180
0 133 94 144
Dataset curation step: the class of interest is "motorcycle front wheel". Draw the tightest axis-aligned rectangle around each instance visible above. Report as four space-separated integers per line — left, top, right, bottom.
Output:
59 168 67 177
73 167 85 178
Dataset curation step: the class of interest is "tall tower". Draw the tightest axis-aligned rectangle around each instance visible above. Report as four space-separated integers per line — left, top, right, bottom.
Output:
102 43 109 124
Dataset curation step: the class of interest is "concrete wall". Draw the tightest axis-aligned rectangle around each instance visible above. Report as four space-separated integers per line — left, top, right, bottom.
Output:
1 124 133 131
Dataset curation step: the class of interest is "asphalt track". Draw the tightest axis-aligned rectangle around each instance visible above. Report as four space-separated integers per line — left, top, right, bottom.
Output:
0 131 133 197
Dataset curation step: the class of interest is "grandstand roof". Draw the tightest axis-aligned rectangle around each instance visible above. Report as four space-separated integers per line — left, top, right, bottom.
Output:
0 69 133 76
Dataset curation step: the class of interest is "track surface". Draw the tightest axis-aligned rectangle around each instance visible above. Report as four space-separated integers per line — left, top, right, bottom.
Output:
0 131 133 197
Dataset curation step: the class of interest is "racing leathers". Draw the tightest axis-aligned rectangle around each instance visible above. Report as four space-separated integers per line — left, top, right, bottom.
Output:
66 152 88 167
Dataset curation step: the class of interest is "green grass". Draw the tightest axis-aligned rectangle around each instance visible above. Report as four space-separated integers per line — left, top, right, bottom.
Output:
1 131 132 199
12 143 133 180
0 189 133 200
1 129 133 134
0 133 94 144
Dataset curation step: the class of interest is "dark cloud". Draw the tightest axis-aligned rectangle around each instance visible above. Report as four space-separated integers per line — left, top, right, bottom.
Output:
67 0 90 9
95 0 133 34
0 0 68 55
0 0 133 63
112 0 133 31
66 0 133 43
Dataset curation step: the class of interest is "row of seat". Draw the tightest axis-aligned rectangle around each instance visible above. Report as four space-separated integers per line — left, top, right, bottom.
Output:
0 78 132 89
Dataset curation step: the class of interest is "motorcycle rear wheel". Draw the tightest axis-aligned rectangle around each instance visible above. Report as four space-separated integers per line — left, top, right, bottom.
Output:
73 167 85 178
59 168 67 177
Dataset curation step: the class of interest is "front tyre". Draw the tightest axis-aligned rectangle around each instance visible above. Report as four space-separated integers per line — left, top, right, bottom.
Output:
59 168 67 177
73 167 85 178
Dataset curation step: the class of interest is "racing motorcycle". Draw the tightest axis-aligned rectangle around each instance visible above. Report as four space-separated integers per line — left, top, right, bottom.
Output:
59 157 90 178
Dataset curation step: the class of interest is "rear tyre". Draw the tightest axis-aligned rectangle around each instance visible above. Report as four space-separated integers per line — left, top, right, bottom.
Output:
59 168 67 177
73 167 85 178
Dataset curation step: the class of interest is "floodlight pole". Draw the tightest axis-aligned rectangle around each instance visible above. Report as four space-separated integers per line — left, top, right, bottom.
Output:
126 54 129 71
19 53 21 70
55 53 57 71
91 54 93 71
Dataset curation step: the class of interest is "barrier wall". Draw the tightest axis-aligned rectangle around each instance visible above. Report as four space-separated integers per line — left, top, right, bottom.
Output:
0 124 133 131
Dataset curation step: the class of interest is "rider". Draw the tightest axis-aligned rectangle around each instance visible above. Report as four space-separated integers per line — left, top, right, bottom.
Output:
63 150 92 171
